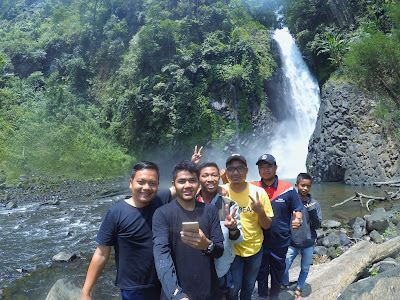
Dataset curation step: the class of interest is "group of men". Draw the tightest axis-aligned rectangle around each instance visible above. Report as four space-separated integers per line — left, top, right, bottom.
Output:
81 148 322 300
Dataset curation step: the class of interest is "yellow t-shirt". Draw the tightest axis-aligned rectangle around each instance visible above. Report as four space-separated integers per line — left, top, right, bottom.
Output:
223 183 274 257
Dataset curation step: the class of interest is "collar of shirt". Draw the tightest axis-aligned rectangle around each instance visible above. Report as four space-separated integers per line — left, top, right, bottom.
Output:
261 175 279 189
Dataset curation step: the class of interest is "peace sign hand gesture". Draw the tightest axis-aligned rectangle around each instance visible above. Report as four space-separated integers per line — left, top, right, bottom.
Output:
248 191 264 215
224 204 238 229
191 145 203 165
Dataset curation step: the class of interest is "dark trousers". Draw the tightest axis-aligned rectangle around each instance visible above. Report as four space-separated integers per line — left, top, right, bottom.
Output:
256 246 288 298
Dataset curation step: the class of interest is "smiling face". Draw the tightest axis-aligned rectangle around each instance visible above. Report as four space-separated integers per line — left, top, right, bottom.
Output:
200 166 220 194
296 178 312 199
129 169 159 208
226 160 248 185
173 170 199 202
258 162 277 182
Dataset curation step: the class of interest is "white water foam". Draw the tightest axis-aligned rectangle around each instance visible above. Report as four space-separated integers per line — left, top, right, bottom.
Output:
266 27 320 178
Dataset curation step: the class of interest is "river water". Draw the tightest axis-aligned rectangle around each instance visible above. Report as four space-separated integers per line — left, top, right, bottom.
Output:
0 180 396 300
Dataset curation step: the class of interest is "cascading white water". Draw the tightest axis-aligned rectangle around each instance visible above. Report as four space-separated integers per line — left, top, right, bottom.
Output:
266 27 320 178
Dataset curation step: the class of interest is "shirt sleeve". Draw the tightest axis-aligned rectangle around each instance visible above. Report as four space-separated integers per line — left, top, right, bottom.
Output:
95 207 117 246
152 207 188 300
157 189 172 205
209 205 224 258
308 200 322 229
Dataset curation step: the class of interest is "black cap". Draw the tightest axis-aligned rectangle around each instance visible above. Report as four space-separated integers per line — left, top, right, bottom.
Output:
256 154 276 165
226 154 247 166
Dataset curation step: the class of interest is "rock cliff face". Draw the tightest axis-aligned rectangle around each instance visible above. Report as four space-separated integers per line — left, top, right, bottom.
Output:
307 80 400 185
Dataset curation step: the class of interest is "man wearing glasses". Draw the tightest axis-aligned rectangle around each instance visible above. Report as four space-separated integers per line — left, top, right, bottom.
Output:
222 154 274 300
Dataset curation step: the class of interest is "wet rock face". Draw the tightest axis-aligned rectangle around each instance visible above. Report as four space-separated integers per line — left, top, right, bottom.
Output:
307 81 400 185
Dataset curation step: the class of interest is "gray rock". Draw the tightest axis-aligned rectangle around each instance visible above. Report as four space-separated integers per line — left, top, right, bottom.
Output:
306 80 400 184
369 230 384 243
375 258 400 273
351 217 367 239
366 208 389 233
52 251 76 262
338 266 400 300
322 233 341 248
45 278 81 300
322 220 341 229
314 246 328 256
6 201 17 209
392 203 400 212
339 232 351 246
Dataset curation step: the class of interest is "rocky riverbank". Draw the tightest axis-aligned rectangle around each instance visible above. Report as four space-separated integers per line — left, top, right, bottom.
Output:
0 175 128 209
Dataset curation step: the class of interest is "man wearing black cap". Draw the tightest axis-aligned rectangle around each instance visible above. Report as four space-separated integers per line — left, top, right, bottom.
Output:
251 154 303 300
222 154 274 300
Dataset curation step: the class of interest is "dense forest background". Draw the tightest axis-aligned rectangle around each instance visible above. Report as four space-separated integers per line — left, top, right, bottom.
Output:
0 0 399 183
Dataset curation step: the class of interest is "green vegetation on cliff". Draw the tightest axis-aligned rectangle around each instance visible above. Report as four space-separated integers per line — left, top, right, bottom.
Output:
0 0 278 183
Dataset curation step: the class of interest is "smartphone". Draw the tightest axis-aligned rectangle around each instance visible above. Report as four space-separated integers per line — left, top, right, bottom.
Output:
182 221 199 233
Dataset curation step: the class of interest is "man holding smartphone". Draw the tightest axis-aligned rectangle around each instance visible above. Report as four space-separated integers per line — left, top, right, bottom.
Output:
153 160 224 300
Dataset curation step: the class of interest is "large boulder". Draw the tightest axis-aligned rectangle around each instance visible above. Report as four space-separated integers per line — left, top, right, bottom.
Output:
306 80 400 185
46 278 81 300
366 208 389 233
337 266 400 300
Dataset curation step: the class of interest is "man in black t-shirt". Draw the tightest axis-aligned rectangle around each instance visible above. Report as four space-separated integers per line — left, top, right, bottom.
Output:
81 161 171 300
153 160 224 300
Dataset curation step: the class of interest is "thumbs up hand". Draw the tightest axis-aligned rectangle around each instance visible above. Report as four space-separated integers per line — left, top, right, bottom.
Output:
292 212 301 230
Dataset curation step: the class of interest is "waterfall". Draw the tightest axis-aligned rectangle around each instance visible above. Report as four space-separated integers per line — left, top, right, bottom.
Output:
266 27 320 178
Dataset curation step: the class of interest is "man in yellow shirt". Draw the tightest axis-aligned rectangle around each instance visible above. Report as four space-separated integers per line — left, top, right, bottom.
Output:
222 154 274 300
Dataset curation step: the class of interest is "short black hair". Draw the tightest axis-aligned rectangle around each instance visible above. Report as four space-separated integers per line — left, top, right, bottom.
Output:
296 172 312 184
131 161 160 181
172 160 200 180
199 162 220 173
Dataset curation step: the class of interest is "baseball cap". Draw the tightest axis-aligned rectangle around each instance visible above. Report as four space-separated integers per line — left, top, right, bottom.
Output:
256 154 276 165
226 154 247 166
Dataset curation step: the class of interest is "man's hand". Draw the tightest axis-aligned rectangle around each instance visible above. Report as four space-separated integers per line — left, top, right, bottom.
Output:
81 295 92 300
217 185 229 197
292 212 301 230
224 204 238 229
191 145 203 165
220 168 229 184
248 191 264 215
180 228 210 250
305 202 316 209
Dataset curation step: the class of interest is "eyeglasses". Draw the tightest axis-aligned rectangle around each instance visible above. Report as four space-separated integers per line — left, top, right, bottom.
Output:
226 166 246 173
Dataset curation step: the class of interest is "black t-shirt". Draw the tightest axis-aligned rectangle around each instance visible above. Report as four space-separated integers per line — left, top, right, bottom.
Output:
153 200 224 300
96 190 171 290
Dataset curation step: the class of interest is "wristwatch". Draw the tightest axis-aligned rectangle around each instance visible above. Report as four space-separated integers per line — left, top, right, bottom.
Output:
296 218 303 225
228 226 238 232
202 241 214 255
